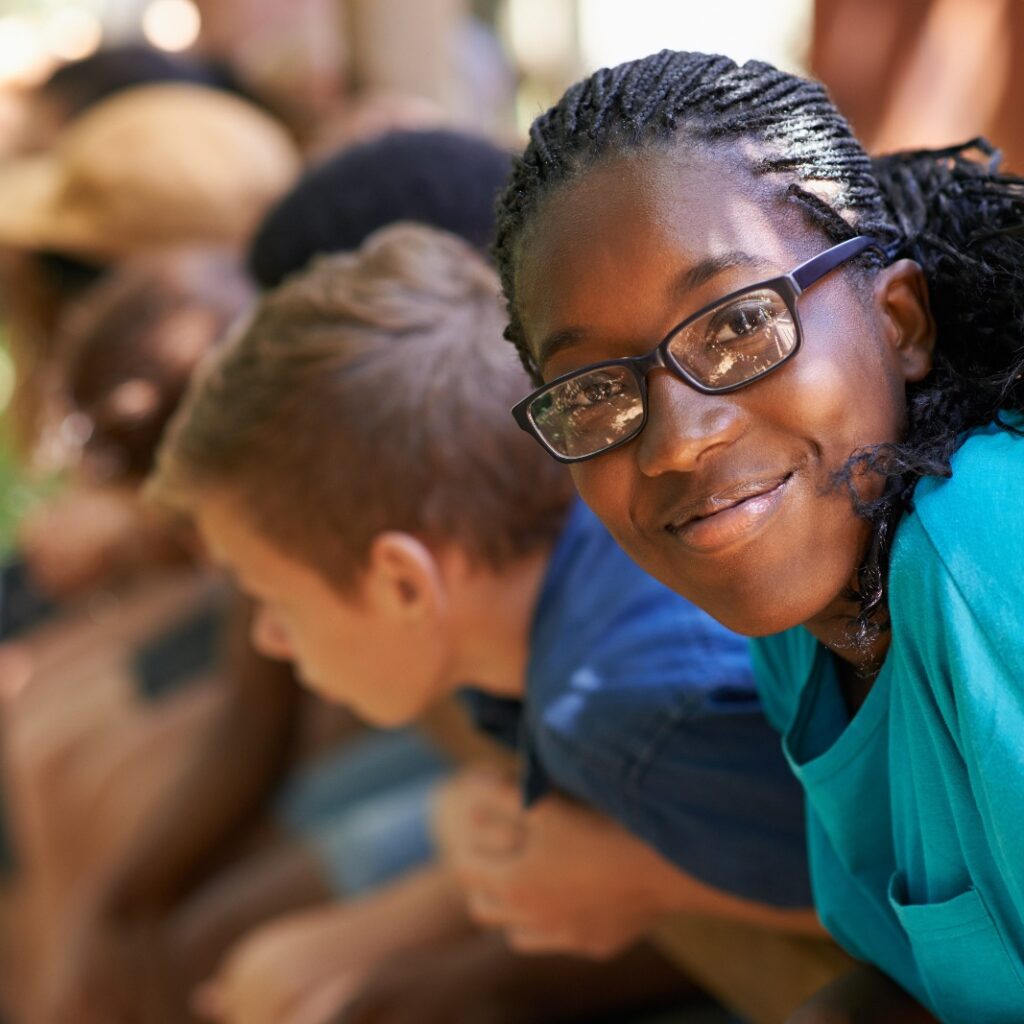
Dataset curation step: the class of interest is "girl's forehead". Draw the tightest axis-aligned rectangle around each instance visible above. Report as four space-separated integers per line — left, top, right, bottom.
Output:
516 148 802 340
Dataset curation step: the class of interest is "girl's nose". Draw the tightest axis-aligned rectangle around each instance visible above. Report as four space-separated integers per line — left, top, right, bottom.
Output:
634 370 744 477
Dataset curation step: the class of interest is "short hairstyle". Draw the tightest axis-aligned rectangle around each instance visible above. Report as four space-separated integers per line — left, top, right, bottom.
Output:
41 44 245 120
248 129 513 289
152 223 574 591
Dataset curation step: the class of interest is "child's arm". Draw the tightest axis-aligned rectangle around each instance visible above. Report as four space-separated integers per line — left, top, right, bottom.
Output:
38 596 300 1023
786 964 938 1024
436 769 822 962
193 863 473 1024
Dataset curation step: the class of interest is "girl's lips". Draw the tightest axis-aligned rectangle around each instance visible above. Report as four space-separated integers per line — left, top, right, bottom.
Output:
666 474 792 553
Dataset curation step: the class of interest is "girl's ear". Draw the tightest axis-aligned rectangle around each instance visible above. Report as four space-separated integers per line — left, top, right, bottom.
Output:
364 532 448 621
873 259 936 383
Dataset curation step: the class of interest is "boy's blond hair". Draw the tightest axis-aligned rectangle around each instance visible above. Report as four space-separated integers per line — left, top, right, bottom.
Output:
151 223 574 591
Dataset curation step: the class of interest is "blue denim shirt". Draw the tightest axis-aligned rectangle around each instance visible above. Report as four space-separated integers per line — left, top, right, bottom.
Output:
461 499 811 908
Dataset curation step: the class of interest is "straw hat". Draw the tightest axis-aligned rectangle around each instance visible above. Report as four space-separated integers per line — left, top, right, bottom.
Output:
0 83 300 258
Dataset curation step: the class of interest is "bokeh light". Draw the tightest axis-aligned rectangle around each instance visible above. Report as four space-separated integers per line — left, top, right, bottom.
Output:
142 0 201 53
44 7 103 63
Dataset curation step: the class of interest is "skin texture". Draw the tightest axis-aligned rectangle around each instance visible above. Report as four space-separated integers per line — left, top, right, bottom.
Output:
194 493 543 727
515 147 934 674
437 768 822 956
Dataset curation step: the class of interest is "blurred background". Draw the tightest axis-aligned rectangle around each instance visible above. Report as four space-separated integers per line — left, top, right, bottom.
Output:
0 0 1019 536
0 3 1018 1022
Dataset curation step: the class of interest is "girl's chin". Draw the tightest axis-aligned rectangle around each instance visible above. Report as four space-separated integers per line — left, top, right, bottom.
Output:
674 565 853 637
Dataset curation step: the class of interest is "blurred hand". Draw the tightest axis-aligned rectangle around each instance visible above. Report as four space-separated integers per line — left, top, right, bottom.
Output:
432 767 525 864
192 912 365 1024
195 867 474 1024
438 772 674 959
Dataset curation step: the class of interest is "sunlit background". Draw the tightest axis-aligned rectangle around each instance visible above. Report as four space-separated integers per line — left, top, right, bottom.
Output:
0 0 1019 545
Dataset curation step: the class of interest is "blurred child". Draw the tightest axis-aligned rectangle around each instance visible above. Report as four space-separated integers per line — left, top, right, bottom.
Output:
151 224 819 1024
36 129 526 1024
2 250 256 1020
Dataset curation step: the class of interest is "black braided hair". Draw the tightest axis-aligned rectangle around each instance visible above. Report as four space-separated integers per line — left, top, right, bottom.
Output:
494 50 1024 641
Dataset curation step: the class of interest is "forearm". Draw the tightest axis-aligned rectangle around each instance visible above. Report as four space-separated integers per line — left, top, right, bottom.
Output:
786 964 937 1023
279 863 473 961
105 604 299 915
622 832 825 937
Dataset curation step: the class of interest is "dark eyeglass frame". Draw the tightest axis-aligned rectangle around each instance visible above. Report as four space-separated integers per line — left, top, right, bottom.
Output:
512 234 888 464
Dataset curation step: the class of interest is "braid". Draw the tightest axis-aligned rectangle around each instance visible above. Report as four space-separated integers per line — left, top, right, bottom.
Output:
494 51 888 381
837 141 1024 639
495 50 1024 639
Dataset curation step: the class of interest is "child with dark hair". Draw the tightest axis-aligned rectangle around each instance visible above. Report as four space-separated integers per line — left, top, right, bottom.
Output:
498 48 1024 1022
247 128 514 289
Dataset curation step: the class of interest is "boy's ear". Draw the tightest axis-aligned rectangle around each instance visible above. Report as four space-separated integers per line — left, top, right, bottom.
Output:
365 532 447 619
873 259 935 383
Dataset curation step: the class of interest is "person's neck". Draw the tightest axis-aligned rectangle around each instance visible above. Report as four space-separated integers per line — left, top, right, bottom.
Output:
803 592 891 715
441 544 554 701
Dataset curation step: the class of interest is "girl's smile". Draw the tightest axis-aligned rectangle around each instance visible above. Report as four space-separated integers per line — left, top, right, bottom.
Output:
661 470 794 553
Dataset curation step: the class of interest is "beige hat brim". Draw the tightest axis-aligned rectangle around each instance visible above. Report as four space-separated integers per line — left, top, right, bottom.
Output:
0 154 124 258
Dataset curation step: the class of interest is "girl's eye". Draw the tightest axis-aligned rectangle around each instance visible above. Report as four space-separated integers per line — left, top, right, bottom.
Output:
706 298 776 346
563 373 627 410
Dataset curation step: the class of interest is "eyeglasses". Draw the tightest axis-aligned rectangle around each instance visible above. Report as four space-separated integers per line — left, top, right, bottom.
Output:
512 235 882 463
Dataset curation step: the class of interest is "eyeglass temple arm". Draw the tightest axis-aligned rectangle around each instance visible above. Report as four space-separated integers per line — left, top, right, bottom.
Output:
790 235 893 292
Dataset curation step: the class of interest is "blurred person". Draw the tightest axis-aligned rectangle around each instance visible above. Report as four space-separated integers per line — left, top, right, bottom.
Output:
37 129 523 1024
22 43 252 154
17 251 253 598
192 0 345 143
247 127 512 289
0 82 299 461
12 252 446 1024
0 250 255 1020
151 224 822 1024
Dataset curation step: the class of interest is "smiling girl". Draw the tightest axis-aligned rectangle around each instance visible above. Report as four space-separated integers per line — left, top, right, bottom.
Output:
494 50 1024 1023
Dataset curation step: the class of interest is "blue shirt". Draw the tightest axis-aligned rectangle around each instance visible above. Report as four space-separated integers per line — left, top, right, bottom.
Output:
753 415 1024 1022
463 499 811 908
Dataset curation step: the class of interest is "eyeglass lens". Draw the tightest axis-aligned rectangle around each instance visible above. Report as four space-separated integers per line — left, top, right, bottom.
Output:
668 287 797 389
529 364 644 459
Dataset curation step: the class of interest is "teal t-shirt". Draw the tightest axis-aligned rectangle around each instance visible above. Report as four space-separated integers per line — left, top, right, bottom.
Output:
752 414 1024 1023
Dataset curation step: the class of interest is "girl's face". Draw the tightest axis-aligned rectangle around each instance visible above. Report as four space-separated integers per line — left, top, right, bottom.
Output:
514 147 933 640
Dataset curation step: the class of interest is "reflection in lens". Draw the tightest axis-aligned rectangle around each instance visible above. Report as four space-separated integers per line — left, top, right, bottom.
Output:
530 364 643 458
670 288 797 389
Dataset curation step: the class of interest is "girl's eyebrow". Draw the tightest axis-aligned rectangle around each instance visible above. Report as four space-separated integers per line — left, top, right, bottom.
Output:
675 250 760 293
537 326 589 370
